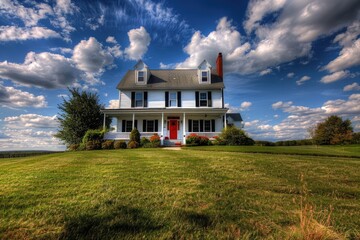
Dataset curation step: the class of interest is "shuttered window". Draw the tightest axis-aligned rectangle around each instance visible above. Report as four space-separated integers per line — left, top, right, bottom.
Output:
188 119 216 132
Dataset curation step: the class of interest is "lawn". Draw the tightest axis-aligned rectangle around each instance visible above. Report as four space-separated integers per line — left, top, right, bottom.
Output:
0 148 359 239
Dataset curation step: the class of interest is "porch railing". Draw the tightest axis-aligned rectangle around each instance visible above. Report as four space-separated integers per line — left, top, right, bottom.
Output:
104 131 222 140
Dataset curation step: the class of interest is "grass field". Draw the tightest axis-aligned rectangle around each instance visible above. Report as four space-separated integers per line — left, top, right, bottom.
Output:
0 147 359 239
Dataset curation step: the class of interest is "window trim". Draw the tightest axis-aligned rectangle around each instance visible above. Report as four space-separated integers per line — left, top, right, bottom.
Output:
135 92 143 108
199 91 208 107
144 120 154 132
138 71 145 82
189 119 214 132
125 120 133 132
169 91 177 107
201 71 208 82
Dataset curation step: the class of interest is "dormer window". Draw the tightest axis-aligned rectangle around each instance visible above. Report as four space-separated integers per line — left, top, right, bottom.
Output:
138 71 144 82
201 71 208 82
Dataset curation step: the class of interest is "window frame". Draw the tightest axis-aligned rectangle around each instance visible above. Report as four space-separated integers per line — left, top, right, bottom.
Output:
125 121 133 132
199 92 208 107
144 120 156 132
138 71 144 82
135 92 143 107
201 71 208 82
169 91 177 107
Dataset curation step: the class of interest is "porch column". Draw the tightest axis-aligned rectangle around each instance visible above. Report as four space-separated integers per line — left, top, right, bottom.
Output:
132 113 135 129
161 112 164 145
103 113 106 130
183 112 186 145
224 113 227 129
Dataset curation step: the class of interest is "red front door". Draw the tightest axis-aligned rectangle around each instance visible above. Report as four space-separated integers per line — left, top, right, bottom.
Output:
169 120 178 139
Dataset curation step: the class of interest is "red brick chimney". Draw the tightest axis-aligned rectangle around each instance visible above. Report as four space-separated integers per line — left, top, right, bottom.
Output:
216 52 223 78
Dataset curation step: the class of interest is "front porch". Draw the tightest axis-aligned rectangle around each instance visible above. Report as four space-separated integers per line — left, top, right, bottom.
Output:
101 108 227 145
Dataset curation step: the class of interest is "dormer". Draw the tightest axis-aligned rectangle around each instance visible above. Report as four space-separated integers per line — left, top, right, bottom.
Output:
134 60 150 85
197 60 211 84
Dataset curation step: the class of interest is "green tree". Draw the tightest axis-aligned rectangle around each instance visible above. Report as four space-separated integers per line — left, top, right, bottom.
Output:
220 126 255 145
55 88 111 146
312 115 353 145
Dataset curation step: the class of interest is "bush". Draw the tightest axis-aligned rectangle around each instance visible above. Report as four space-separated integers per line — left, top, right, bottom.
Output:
352 132 360 144
128 140 139 149
212 136 225 145
186 133 211 146
114 140 127 149
86 140 102 150
130 128 140 144
102 140 114 149
78 143 86 151
255 141 275 146
82 129 104 144
150 133 161 143
220 126 254 146
140 137 150 147
142 142 161 148
68 144 80 151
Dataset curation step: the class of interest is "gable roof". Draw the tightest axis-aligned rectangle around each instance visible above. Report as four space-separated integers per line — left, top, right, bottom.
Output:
226 113 243 122
117 69 224 90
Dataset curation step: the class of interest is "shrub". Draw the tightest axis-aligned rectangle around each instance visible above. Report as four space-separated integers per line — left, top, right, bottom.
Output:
82 129 104 144
186 133 210 146
68 144 80 151
128 140 139 149
140 137 150 147
114 140 127 149
142 142 161 148
86 140 102 150
220 126 254 146
255 141 275 146
78 143 86 151
130 128 140 144
212 136 225 145
150 133 161 143
102 140 114 149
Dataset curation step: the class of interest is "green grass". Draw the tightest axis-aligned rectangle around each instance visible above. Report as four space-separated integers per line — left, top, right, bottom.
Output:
0 148 359 239
184 144 360 158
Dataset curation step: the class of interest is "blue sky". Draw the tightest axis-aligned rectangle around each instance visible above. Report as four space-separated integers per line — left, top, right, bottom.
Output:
0 0 359 150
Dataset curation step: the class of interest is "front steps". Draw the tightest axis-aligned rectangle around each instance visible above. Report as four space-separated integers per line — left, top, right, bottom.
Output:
163 139 183 147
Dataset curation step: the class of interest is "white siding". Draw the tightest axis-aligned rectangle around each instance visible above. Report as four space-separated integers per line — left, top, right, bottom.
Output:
120 91 131 108
212 90 222 108
148 91 165 108
182 90 195 108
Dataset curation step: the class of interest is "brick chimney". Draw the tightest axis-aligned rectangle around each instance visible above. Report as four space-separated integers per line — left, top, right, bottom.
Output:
216 52 223 78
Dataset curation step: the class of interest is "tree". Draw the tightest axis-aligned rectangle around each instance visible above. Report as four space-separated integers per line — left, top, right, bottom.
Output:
312 115 353 145
55 88 111 146
220 126 255 145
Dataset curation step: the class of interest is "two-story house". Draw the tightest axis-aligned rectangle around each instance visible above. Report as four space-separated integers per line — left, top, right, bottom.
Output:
101 53 242 145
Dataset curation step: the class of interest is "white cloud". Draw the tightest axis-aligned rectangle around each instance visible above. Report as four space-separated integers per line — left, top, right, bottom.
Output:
0 51 80 88
0 26 60 41
107 99 119 109
324 39 360 73
106 36 117 44
240 101 252 110
259 68 272 76
287 72 295 78
1 114 63 151
320 70 349 84
296 76 311 85
72 37 114 84
322 94 360 115
225 101 252 112
0 84 47 108
244 0 286 33
124 26 151 60
344 82 360 92
50 47 73 54
86 14 105 30
159 62 176 69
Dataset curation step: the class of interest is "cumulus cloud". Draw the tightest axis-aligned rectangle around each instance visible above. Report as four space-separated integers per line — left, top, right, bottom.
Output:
344 82 360 91
1 114 63 151
0 85 47 108
0 51 80 88
240 101 252 110
0 26 60 41
106 36 123 58
287 72 295 78
225 101 252 112
107 99 119 109
124 26 151 60
320 70 349 84
72 37 114 84
259 68 272 76
106 36 117 44
296 76 311 85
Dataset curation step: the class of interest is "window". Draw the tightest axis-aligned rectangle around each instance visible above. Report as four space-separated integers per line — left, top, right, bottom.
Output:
193 120 199 132
201 71 208 82
126 121 133 132
143 120 158 132
200 92 207 107
169 92 177 107
135 92 143 107
204 120 211 132
138 71 144 82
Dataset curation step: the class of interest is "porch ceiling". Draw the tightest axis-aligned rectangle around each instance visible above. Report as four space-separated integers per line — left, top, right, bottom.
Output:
101 108 228 116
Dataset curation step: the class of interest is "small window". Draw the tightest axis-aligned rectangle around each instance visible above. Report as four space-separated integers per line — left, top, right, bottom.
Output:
201 71 208 82
138 71 144 82
135 92 143 107
147 120 154 132
169 92 177 107
200 92 207 107
125 121 133 132
193 120 199 132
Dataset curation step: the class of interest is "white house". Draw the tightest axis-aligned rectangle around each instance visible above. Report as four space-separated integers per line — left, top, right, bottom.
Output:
101 53 243 145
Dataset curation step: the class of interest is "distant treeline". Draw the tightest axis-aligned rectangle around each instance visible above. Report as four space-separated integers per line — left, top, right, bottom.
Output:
0 151 62 159
255 139 314 146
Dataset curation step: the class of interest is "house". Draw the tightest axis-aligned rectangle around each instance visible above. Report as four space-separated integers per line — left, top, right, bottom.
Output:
101 53 243 145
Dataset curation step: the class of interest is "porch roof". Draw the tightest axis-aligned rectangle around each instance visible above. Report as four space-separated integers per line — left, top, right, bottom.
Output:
101 108 228 115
